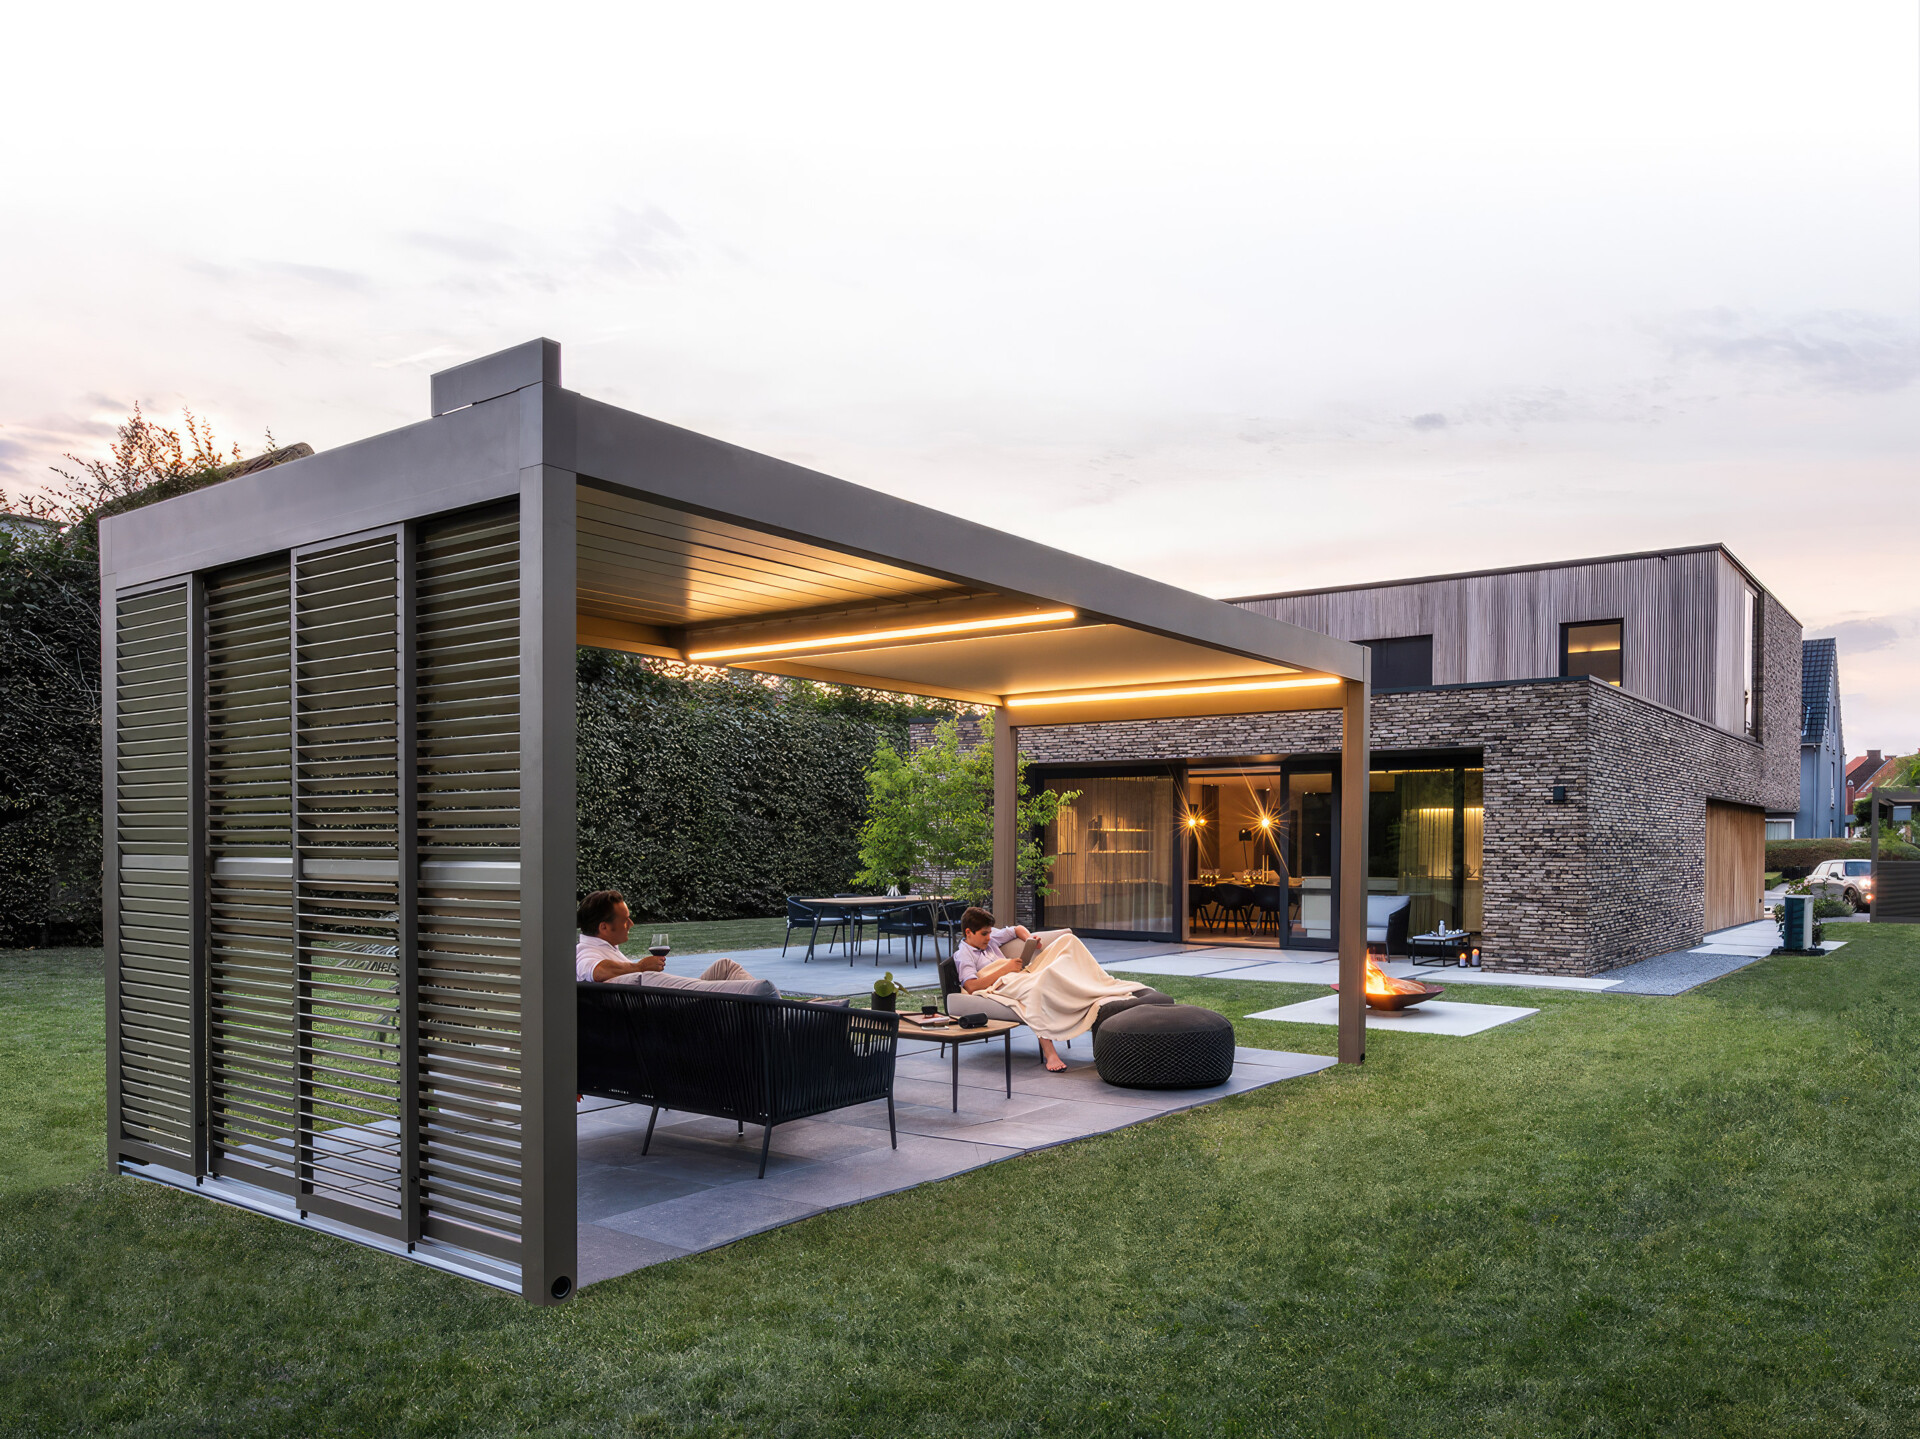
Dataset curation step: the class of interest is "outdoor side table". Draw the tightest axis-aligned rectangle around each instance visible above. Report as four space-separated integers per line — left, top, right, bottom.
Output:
895 1016 1020 1112
1407 931 1476 967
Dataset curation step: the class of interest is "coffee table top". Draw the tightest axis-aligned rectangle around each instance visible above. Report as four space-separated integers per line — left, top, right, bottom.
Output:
895 1014 1019 1041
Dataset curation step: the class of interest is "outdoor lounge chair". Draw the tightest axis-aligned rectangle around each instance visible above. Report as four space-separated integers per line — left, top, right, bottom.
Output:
936 932 1175 1039
1365 895 1413 956
577 982 898 1177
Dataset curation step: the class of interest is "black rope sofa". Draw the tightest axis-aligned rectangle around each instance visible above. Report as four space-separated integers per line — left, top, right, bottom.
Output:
577 982 899 1177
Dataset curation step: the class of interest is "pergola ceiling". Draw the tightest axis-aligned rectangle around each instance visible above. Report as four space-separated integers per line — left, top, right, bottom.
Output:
574 481 1334 712
576 486 967 628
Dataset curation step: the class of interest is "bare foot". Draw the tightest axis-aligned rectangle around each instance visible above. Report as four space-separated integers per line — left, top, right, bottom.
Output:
1040 1040 1067 1073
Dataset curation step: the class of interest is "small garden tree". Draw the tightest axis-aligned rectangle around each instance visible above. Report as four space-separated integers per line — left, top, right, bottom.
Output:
854 717 1078 907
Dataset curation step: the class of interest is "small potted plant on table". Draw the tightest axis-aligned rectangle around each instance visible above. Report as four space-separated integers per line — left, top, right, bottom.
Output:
871 972 902 1012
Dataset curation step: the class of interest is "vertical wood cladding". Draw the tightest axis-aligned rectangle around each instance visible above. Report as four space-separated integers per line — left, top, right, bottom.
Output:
1237 548 1770 733
1705 801 1766 931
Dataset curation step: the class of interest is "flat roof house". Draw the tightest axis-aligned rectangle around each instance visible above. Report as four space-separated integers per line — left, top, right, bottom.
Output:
1016 547 1801 975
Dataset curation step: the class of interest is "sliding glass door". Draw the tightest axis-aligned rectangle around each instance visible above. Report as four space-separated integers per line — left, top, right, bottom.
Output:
1039 774 1181 938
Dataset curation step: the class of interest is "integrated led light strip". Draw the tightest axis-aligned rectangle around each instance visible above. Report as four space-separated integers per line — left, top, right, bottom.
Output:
687 608 1077 662
1006 675 1340 708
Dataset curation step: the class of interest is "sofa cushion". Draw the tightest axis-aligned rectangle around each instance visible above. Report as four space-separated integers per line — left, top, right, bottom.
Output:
948 990 1020 1022
998 928 1070 963
640 971 780 1000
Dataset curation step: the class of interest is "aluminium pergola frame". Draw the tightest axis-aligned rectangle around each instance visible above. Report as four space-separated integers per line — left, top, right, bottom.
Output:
99 339 1371 1304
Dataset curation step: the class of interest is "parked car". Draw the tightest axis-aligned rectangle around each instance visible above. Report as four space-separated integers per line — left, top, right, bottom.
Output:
1808 859 1873 912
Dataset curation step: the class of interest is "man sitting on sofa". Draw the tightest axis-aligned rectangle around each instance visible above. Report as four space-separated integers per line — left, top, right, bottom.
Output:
575 890 768 991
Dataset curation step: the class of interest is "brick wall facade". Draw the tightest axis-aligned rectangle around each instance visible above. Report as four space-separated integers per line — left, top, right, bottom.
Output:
910 593 1801 976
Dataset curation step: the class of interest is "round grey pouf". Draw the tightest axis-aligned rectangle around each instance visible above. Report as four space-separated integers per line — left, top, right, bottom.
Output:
1093 1003 1235 1089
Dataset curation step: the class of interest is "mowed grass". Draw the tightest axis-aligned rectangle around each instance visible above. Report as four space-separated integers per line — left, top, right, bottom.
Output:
4 932 1920 1436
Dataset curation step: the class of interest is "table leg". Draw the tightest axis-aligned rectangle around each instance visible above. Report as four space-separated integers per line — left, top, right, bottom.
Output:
1003 1030 1012 1098
951 1037 960 1112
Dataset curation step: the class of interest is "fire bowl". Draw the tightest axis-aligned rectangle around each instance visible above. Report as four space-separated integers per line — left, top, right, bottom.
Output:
1330 981 1446 1011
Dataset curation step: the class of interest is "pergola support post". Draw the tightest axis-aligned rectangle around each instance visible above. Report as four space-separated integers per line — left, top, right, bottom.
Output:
992 706 1018 924
1337 676 1370 1064
519 464 579 1304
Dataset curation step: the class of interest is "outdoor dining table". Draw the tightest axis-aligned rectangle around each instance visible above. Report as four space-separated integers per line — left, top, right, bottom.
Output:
791 895 943 960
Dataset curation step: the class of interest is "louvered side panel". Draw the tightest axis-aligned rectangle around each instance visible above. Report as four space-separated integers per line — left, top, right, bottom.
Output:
294 536 406 1234
416 506 523 1260
114 585 195 1160
205 560 298 1188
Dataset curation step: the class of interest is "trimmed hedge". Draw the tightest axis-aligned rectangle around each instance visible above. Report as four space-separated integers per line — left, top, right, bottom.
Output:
575 649 956 922
0 521 953 943
1768 837 1920 881
0 531 104 945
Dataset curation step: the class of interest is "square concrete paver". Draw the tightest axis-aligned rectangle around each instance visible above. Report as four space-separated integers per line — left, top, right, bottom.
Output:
1247 994 1538 1036
574 1028 1332 1288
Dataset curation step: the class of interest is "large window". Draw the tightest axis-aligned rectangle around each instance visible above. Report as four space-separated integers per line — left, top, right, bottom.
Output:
1042 776 1179 936
1368 762 1484 935
1562 620 1622 686
1362 635 1434 689
1742 586 1760 737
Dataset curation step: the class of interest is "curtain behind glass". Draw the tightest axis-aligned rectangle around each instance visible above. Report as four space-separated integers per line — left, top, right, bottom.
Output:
1045 777 1177 934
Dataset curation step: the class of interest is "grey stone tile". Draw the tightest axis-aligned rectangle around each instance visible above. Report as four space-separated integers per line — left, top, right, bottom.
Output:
575 1163 714 1221
575 1222 691 1286
572 1041 1331 1269
598 1184 823 1250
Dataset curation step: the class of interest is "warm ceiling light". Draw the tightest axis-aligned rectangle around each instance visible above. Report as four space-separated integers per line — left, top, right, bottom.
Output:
1006 675 1340 708
688 609 1077 662
1258 815 1272 829
1186 814 1203 828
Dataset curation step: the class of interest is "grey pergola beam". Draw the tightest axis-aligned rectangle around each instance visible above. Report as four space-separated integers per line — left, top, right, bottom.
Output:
101 397 528 590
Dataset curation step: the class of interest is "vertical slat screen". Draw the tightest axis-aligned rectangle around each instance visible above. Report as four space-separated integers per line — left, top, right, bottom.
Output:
205 560 297 1188
414 505 524 1260
293 536 407 1234
114 586 195 1160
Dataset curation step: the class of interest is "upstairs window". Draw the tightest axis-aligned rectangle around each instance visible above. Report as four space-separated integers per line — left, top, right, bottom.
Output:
1562 620 1622 686
1362 635 1433 689
1743 586 1761 738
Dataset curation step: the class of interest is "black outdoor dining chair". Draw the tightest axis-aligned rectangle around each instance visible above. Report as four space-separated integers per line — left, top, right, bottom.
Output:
877 900 934 965
936 898 970 954
1213 883 1254 934
1252 884 1286 936
782 897 847 960
1188 883 1219 930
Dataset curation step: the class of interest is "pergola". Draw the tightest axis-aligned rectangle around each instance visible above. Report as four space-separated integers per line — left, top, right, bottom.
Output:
99 339 1370 1303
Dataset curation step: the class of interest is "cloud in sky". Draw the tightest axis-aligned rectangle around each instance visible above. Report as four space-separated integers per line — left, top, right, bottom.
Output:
1 0 1916 746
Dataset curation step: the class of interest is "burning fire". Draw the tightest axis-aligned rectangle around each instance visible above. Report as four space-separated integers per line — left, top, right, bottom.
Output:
1364 957 1430 998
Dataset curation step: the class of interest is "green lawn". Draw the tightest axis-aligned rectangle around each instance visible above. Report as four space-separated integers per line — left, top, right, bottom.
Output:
4 932 1919 1436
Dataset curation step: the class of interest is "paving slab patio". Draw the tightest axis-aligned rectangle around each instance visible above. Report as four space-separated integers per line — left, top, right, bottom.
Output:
574 1028 1333 1287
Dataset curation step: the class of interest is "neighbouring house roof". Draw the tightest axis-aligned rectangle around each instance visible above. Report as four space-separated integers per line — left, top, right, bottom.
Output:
1801 638 1838 745
1853 754 1908 799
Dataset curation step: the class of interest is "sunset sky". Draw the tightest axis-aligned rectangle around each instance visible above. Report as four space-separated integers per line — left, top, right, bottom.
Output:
4 2 1915 747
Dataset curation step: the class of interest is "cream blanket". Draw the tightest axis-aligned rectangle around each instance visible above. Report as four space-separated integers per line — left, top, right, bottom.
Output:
983 932 1143 1042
